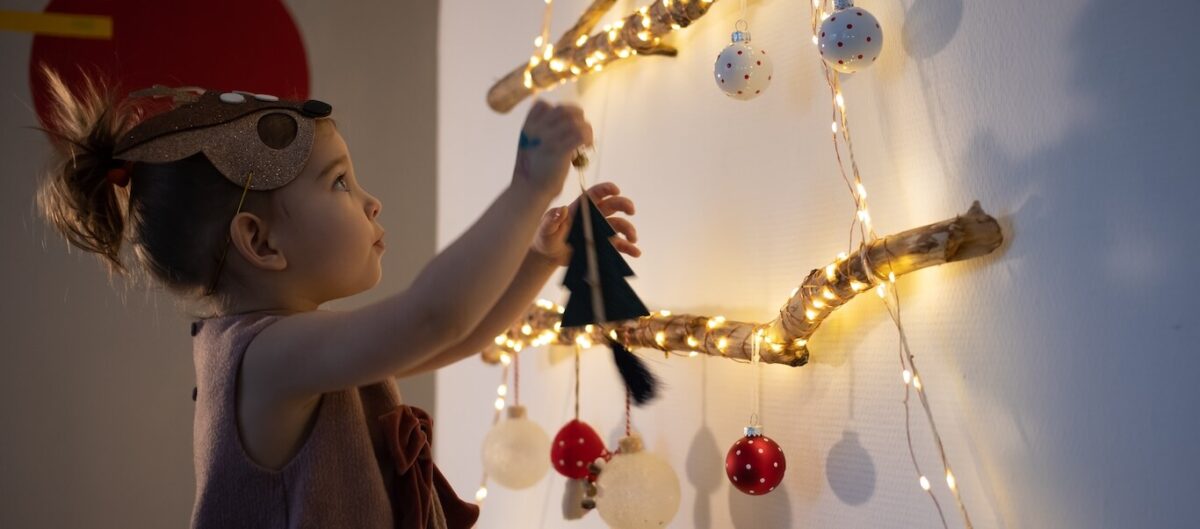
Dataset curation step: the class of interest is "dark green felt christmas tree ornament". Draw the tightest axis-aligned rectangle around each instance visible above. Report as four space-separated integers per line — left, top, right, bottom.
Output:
561 191 659 404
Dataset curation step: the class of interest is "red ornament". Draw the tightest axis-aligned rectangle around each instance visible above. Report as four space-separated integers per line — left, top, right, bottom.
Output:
725 425 786 495
550 420 609 479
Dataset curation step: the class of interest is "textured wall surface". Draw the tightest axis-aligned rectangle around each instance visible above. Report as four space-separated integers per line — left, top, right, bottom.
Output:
0 1 438 526
438 0 1200 527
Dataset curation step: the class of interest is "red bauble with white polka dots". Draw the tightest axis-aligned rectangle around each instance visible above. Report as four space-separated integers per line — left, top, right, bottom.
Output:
725 425 786 495
551 420 610 479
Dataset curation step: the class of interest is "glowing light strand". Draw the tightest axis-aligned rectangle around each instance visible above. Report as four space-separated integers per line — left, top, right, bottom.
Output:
524 0 556 90
475 364 511 504
808 1 974 526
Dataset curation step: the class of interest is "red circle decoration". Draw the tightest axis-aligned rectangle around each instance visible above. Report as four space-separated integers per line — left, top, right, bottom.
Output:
550 420 609 480
29 0 310 129
725 433 786 495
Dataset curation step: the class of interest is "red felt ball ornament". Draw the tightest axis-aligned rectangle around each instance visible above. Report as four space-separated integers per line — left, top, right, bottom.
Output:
551 419 609 479
725 425 786 495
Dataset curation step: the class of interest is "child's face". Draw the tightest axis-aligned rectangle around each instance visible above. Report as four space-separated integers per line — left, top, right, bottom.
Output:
271 119 385 302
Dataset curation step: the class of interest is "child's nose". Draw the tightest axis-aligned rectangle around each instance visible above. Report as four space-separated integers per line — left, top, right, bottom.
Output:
366 194 382 219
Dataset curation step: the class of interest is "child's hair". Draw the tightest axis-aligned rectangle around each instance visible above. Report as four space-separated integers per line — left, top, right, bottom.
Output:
35 65 281 306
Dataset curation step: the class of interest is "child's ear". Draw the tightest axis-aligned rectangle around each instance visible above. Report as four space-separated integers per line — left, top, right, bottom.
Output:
229 212 288 271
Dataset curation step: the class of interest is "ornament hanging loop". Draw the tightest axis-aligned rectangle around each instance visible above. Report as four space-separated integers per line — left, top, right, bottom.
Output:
733 20 751 43
750 325 763 429
833 0 854 9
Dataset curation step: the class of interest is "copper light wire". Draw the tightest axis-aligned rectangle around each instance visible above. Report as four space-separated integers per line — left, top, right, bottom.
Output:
808 1 974 526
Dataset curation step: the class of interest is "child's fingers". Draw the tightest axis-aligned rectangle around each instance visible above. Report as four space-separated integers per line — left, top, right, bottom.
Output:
544 108 591 150
548 129 587 161
525 99 552 128
586 182 620 202
546 124 583 149
606 216 638 243
555 118 592 151
525 103 579 146
597 195 635 216
564 182 616 219
544 104 584 132
540 206 568 236
578 119 594 148
609 236 642 257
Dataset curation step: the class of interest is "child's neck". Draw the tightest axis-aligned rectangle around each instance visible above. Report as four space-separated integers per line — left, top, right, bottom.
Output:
217 287 321 317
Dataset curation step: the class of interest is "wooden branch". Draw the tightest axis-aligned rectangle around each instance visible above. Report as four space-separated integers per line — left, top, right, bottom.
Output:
487 0 717 113
482 202 1003 366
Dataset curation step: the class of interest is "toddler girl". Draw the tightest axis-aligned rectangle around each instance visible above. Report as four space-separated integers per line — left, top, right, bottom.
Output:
34 66 641 528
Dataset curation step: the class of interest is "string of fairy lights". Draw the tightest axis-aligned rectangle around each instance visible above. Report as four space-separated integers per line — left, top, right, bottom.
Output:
478 0 977 525
474 362 510 503
518 0 720 95
479 0 570 493
807 0 975 526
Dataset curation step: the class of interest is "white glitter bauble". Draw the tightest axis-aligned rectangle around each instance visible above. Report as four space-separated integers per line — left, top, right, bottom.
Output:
481 406 550 489
714 30 773 100
596 435 681 529
817 0 883 73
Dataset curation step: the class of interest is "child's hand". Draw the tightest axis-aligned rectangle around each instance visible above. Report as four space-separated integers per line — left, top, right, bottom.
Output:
533 182 640 266
513 100 594 199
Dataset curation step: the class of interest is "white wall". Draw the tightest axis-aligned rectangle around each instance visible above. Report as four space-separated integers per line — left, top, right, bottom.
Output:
437 0 1200 527
0 1 438 526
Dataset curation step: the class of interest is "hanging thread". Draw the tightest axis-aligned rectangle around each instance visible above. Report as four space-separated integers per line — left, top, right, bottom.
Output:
624 390 632 437
574 344 581 420
750 328 762 427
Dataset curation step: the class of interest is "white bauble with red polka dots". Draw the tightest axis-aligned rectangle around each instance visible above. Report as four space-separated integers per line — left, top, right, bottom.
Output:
817 0 883 74
714 29 773 101
481 405 551 489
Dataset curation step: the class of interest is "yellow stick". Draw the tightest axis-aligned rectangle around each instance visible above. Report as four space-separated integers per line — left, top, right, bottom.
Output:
0 11 112 39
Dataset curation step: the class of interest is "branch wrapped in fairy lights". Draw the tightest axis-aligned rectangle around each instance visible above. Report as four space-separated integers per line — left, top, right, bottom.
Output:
483 202 1001 366
488 0 719 113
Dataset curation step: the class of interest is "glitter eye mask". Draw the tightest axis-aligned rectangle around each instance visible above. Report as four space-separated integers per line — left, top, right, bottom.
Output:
113 86 333 190
112 85 334 295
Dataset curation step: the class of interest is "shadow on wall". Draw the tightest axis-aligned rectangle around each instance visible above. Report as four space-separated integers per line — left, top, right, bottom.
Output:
901 0 963 60
686 358 722 529
826 430 876 506
729 481 794 528
907 0 1200 527
684 357 796 529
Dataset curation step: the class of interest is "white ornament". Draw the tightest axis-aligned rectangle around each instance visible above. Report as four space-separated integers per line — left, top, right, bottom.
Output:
254 93 280 102
817 0 883 73
596 434 681 529
481 405 551 489
713 23 773 101
218 92 246 104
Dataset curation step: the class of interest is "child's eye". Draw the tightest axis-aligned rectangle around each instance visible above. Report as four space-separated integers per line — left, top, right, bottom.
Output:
333 175 349 192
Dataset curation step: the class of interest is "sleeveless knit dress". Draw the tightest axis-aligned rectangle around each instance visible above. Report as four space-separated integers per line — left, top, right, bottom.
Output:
190 312 479 528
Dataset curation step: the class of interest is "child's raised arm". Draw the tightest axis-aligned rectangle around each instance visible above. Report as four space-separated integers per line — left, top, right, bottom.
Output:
242 101 592 400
